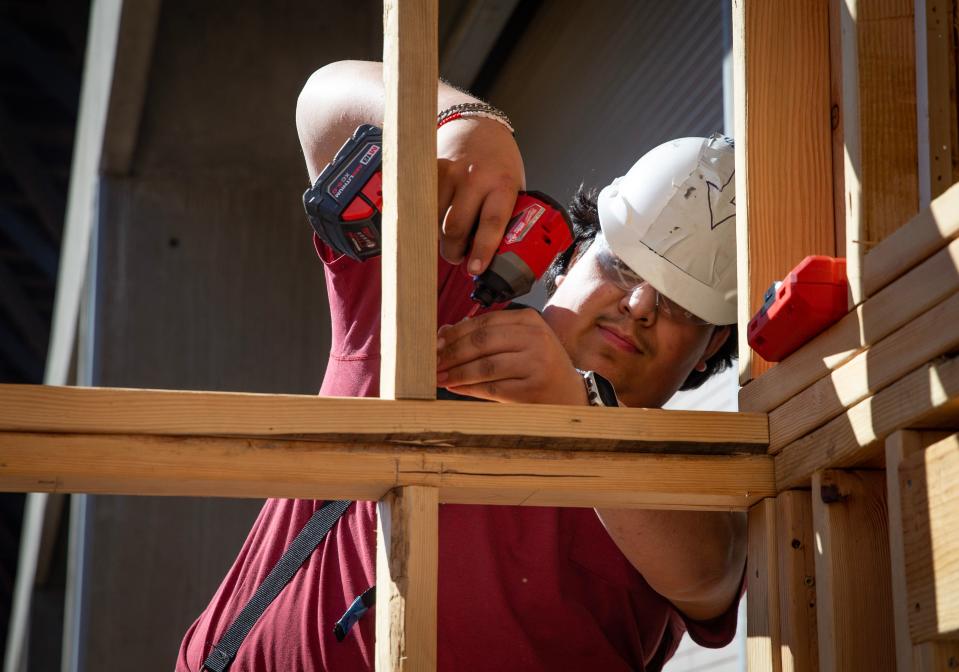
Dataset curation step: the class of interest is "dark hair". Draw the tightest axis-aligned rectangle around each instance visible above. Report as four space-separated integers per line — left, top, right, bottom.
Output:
544 185 738 392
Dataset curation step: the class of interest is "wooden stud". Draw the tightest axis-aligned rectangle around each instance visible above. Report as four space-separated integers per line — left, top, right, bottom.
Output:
925 0 959 200
741 235 959 414
0 384 768 453
900 433 959 642
841 0 919 306
863 179 959 298
775 354 959 490
886 431 953 671
732 0 836 384
376 485 438 672
768 289 959 451
913 641 959 671
812 470 896 672
776 491 819 672
747 498 782 672
0 431 775 510
379 0 439 400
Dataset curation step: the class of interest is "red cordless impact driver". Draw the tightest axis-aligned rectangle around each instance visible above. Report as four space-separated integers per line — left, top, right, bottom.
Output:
302 124 574 311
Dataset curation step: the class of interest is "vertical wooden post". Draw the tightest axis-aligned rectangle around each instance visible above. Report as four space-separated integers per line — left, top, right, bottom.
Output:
885 430 950 671
378 0 440 668
376 486 439 672
923 0 959 201
840 0 919 305
887 430 924 672
776 491 819 672
812 470 896 672
380 0 439 400
732 0 836 384
913 641 959 670
899 433 959 644
747 498 782 672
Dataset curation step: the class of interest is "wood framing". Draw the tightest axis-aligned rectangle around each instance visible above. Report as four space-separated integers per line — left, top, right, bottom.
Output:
732 0 836 384
767 289 959 451
0 384 768 453
841 0 919 305
863 181 959 297
812 470 895 672
913 641 959 670
740 210 959 415
0 431 774 510
900 432 959 642
376 486 438 672
379 0 439 401
747 498 782 672
775 354 959 490
885 430 951 672
776 491 819 672
924 0 959 200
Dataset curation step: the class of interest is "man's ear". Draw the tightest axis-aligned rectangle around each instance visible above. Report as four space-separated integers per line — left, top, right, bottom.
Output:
554 273 567 288
694 325 730 372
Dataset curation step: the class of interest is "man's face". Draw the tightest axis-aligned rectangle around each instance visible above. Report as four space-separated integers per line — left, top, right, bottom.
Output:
542 241 729 408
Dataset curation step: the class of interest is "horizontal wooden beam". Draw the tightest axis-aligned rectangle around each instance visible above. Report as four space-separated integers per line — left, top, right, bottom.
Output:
0 431 775 510
741 214 959 415
0 384 768 454
900 432 959 642
775 354 959 490
863 181 959 297
768 289 959 451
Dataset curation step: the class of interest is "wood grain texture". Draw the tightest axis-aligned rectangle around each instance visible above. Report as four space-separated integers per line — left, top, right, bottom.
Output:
913 640 959 670
0 432 775 510
741 236 959 414
775 354 959 490
0 384 768 453
380 0 439 400
885 431 951 672
376 486 438 672
900 433 959 642
768 289 959 451
863 180 959 297
732 0 836 384
925 0 959 200
812 470 895 672
776 491 819 672
747 498 783 672
842 0 919 305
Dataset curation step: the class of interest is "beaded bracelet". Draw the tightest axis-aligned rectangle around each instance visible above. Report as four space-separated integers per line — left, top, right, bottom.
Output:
436 102 514 135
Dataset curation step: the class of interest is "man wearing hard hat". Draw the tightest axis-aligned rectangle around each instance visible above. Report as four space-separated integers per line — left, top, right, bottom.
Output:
179 61 745 672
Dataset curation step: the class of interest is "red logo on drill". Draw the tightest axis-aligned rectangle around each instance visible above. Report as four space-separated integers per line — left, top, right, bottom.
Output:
504 204 546 244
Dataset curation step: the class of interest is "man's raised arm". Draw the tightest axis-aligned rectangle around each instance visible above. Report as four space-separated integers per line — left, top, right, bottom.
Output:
295 60 526 274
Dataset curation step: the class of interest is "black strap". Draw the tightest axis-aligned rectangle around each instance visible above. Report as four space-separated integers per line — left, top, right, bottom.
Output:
202 500 353 672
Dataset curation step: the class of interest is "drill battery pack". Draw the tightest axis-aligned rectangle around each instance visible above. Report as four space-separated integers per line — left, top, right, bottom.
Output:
747 256 848 363
303 124 384 261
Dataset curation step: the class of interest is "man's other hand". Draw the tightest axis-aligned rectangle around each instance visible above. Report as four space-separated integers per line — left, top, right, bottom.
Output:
436 309 587 405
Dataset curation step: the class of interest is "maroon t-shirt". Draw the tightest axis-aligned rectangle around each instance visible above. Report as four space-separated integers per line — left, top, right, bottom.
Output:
176 237 740 671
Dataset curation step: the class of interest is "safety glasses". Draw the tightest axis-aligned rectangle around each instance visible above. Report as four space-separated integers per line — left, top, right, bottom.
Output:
593 236 712 327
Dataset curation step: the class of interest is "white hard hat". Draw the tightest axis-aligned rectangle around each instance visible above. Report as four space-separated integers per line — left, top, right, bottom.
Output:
597 134 737 325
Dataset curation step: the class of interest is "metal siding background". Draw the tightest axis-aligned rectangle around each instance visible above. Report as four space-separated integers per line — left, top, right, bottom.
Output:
486 0 726 202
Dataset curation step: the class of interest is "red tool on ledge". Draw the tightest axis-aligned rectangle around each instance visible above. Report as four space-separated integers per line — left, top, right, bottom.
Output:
747 256 848 362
